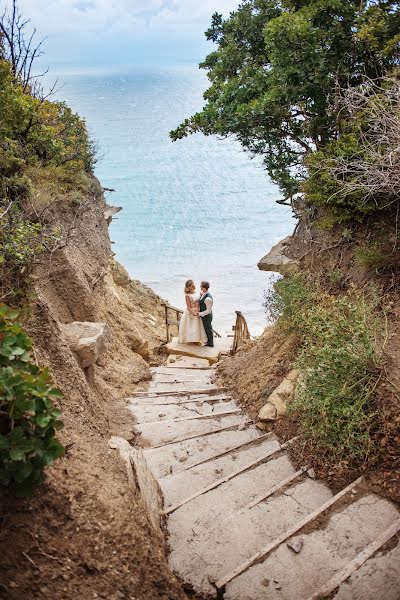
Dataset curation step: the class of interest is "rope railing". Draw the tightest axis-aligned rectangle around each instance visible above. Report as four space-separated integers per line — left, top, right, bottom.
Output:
162 301 222 342
231 310 251 354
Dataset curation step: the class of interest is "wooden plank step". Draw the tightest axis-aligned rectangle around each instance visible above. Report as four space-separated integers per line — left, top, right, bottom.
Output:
307 517 400 600
215 476 363 591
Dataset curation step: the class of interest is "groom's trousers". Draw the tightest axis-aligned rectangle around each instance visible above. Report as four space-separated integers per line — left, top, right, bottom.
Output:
202 314 214 347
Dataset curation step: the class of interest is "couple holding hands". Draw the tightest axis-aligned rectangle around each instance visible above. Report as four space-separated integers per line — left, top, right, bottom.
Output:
178 280 214 348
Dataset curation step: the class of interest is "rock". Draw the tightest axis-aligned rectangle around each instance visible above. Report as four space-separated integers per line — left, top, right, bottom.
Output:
256 420 271 431
61 321 110 368
258 236 299 276
126 331 149 359
287 538 304 553
103 205 122 223
258 369 300 422
110 260 130 287
307 467 317 479
258 402 278 422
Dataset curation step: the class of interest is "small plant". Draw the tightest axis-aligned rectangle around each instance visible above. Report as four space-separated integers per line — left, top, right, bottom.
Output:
0 305 64 496
327 268 343 286
355 245 392 271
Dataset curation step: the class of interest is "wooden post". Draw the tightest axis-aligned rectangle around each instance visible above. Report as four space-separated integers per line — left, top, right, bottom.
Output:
163 303 169 342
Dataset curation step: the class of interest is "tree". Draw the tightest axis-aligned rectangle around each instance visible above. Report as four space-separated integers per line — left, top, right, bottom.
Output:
170 0 400 205
0 0 48 95
305 75 400 222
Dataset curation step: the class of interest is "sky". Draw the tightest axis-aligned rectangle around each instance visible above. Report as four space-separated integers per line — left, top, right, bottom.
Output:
12 0 240 71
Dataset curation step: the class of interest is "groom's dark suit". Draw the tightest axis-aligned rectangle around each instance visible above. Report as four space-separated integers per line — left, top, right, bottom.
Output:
199 292 214 347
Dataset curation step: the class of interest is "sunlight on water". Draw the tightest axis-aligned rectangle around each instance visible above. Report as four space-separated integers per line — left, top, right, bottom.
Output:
61 65 294 336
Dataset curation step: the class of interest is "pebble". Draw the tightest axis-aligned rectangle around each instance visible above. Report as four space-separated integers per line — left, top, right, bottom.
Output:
307 467 317 479
287 538 304 553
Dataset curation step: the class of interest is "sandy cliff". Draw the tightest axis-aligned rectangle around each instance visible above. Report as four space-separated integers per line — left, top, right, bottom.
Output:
0 179 187 600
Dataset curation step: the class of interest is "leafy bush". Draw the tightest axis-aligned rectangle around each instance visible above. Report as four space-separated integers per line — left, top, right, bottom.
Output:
266 275 380 459
0 305 64 496
305 77 400 224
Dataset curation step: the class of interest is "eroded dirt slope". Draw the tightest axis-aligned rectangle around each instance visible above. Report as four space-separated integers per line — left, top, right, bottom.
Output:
0 181 187 600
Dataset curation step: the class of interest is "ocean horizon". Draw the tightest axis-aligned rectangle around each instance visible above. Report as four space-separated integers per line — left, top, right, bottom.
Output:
59 63 294 336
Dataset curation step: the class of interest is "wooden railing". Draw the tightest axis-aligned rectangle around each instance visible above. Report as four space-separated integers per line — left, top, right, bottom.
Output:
162 301 222 342
162 302 183 343
231 311 251 354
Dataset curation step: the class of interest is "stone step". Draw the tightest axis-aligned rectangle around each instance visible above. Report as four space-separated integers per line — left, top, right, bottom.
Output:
134 412 250 447
160 435 281 508
167 454 298 546
143 426 263 478
223 494 400 600
131 387 225 397
129 393 233 406
130 399 239 424
150 377 214 387
169 477 332 596
148 380 218 393
333 535 400 600
165 338 232 364
166 355 213 369
152 368 214 378
151 368 214 380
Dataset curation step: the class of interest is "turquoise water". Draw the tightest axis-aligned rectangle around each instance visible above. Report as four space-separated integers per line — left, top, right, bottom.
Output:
61 65 294 335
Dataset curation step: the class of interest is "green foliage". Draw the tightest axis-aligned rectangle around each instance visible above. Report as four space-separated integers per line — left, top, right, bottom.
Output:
0 305 64 496
0 59 96 174
267 275 380 459
0 57 97 300
171 0 400 203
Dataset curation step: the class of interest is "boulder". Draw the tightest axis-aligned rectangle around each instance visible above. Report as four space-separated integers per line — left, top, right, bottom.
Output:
258 236 299 276
258 369 300 422
125 330 149 359
110 260 131 287
103 204 122 224
61 321 111 368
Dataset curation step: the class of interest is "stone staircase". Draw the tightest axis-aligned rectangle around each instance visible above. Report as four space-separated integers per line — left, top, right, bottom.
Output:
128 354 400 600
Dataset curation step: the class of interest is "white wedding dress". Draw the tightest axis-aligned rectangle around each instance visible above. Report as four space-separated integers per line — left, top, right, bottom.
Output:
178 293 207 344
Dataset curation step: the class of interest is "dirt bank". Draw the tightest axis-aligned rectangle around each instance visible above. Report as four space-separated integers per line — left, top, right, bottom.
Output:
218 218 400 505
0 180 187 600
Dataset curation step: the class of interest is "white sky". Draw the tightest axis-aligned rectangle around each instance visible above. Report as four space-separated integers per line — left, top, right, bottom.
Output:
17 0 238 35
10 0 239 68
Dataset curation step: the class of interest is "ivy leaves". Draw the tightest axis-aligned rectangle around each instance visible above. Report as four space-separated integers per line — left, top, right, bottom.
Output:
0 305 64 496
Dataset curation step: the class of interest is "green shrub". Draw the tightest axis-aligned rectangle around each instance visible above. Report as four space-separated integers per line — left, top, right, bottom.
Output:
0 305 64 496
266 275 380 459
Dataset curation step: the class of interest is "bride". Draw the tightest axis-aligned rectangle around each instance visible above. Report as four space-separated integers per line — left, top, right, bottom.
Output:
178 279 207 344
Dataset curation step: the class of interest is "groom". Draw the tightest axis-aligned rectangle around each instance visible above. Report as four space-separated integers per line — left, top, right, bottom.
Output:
198 281 214 348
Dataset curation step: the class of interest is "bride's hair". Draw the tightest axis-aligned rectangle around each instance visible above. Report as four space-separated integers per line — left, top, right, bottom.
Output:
184 279 194 294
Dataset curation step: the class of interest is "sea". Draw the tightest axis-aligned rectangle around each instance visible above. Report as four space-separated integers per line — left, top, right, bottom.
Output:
60 64 294 336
